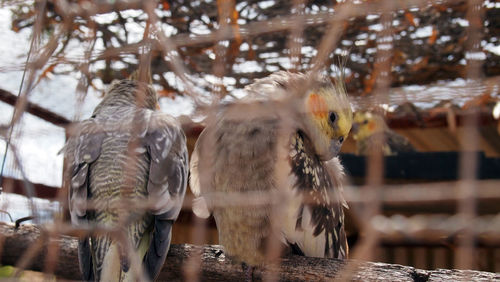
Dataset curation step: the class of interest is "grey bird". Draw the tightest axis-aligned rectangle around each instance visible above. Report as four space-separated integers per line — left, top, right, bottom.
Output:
64 74 188 281
190 71 352 273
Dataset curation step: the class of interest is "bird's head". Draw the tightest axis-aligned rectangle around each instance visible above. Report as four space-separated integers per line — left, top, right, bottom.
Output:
351 111 387 141
244 70 352 161
302 74 352 161
93 69 158 115
126 68 158 109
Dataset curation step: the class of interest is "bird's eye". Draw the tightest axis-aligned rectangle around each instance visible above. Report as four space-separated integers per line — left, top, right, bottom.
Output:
329 112 337 124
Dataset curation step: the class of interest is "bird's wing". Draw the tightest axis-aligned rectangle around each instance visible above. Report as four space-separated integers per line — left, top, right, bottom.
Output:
359 132 389 155
283 135 348 259
64 119 105 280
142 112 188 279
188 130 202 197
188 128 212 219
386 130 416 153
65 120 105 223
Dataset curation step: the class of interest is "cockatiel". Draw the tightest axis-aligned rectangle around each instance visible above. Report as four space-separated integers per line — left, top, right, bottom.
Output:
190 71 352 271
352 111 415 155
64 73 188 281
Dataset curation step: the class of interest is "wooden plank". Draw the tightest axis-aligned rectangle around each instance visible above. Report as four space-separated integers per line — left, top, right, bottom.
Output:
0 177 60 200
0 88 70 127
341 152 500 181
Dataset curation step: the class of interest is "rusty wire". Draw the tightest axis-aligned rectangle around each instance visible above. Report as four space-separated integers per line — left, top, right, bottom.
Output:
0 0 498 280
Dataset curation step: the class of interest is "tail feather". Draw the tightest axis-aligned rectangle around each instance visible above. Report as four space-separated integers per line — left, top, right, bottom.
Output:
93 235 148 281
143 218 173 280
78 238 94 281
92 236 113 279
100 242 122 281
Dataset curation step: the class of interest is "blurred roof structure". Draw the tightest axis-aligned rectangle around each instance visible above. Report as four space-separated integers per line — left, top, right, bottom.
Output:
0 1 499 188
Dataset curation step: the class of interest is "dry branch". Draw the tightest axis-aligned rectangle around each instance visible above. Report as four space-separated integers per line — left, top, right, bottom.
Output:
0 223 498 281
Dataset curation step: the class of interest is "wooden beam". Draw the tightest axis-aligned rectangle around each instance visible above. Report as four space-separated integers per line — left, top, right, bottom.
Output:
0 88 70 127
0 177 60 200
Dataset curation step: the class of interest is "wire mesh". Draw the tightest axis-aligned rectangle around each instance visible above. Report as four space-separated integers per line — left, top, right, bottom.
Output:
0 0 498 281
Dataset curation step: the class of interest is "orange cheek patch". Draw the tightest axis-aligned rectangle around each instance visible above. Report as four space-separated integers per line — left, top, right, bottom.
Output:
368 121 376 131
308 93 328 118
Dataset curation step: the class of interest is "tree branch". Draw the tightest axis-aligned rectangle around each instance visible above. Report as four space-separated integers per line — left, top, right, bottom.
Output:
0 223 498 281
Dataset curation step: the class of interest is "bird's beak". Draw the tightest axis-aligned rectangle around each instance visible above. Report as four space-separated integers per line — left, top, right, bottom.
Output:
321 137 344 161
351 123 359 134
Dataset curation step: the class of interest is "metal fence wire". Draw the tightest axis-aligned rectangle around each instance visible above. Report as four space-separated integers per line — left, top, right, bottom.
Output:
0 0 499 281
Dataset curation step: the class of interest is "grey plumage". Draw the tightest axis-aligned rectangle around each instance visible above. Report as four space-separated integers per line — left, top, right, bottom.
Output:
357 131 415 155
352 111 415 155
190 71 351 267
65 79 188 281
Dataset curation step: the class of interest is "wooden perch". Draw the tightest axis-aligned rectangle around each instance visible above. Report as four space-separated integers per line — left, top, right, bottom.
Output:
0 223 498 281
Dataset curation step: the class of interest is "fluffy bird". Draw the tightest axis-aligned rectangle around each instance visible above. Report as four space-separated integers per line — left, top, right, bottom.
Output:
351 111 415 155
190 71 352 271
64 74 188 281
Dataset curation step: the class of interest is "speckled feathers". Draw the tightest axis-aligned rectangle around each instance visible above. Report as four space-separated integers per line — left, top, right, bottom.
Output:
190 71 351 266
